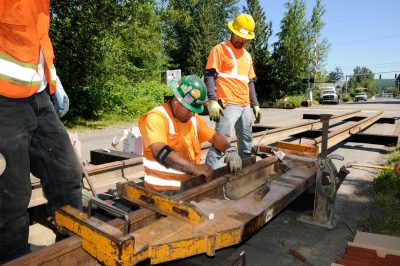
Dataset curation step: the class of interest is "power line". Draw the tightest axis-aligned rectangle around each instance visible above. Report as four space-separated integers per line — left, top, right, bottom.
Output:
332 34 400 46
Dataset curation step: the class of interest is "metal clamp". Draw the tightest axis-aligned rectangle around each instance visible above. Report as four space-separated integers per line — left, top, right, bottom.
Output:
88 196 130 234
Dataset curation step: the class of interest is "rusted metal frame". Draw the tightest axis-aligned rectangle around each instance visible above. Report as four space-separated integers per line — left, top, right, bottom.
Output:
16 160 274 265
15 157 315 265
29 160 276 264
131 167 317 265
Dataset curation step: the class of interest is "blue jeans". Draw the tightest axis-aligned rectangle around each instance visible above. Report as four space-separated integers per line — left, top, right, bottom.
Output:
0 91 82 262
206 104 252 169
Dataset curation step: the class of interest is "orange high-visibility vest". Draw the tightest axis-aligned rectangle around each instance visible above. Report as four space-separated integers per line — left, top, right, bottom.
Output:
138 104 202 192
206 41 256 106
0 0 57 98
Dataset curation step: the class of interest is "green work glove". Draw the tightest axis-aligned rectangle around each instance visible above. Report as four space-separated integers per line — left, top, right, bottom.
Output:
225 147 242 173
208 100 224 122
252 106 261 124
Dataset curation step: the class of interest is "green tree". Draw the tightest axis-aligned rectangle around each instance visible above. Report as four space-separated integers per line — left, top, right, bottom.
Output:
348 66 377 95
163 0 238 76
272 0 310 97
51 0 167 119
328 67 344 83
243 0 273 101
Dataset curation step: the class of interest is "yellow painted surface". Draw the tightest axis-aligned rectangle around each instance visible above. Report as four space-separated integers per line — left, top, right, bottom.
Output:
121 183 203 223
55 165 316 265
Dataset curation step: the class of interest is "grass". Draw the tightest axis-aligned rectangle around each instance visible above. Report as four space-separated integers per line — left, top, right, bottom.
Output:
361 148 400 236
63 114 137 131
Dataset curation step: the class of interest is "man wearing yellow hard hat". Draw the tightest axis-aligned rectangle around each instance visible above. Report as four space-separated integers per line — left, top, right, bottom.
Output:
205 13 261 170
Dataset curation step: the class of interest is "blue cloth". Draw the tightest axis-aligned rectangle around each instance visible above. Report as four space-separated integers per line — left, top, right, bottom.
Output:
206 103 253 169
0 91 82 262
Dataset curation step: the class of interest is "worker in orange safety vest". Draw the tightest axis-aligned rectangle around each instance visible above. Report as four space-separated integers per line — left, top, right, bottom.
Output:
139 75 242 195
0 1 82 262
204 13 262 170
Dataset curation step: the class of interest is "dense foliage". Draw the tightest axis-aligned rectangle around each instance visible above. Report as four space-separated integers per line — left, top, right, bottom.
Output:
271 0 310 98
51 0 167 118
162 0 238 76
49 0 331 120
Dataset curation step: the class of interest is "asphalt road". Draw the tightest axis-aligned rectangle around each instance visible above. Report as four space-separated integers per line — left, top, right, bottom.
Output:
71 98 400 265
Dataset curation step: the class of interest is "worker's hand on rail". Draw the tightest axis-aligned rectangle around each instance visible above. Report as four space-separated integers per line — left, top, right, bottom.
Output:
252 106 261 124
208 100 224 123
193 163 214 182
225 146 242 173
52 76 69 118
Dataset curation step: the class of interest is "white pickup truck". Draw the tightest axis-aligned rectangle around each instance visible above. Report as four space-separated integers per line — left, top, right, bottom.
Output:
319 87 339 104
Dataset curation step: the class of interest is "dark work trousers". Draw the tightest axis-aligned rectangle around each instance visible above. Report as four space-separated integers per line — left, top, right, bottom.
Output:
0 90 82 263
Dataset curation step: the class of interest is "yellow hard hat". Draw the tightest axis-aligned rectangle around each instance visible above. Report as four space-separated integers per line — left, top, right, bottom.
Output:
228 13 255 40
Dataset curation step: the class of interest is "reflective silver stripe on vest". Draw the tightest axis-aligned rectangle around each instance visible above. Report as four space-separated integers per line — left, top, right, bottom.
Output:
154 106 198 139
144 174 181 188
219 43 250 83
0 56 41 84
50 66 57 83
143 158 185 175
191 116 198 140
155 106 175 134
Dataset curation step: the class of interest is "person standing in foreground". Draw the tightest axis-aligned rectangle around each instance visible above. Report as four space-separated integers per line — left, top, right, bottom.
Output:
139 75 242 195
0 1 82 262
205 13 262 170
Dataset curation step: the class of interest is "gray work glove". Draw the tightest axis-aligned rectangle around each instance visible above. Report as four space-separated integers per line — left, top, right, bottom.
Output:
225 146 242 173
52 76 69 118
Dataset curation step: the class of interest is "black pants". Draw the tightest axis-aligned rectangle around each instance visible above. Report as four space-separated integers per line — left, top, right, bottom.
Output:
0 91 82 262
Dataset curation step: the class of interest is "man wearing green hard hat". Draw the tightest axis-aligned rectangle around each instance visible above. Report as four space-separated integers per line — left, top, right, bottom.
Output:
138 75 242 195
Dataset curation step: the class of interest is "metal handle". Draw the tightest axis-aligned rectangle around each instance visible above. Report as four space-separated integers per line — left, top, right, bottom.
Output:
88 196 130 235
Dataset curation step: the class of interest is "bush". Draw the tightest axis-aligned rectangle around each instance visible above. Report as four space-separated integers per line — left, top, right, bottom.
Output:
342 97 351 102
364 150 400 236
260 94 309 108
121 80 172 117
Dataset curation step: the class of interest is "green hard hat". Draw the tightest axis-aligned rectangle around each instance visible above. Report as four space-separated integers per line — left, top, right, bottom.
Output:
172 75 206 113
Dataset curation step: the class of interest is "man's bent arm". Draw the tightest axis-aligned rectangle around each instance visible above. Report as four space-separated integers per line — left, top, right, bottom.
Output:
149 142 213 178
209 132 231 153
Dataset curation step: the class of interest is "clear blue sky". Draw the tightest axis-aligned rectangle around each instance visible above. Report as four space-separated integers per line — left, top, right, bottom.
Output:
239 0 400 79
